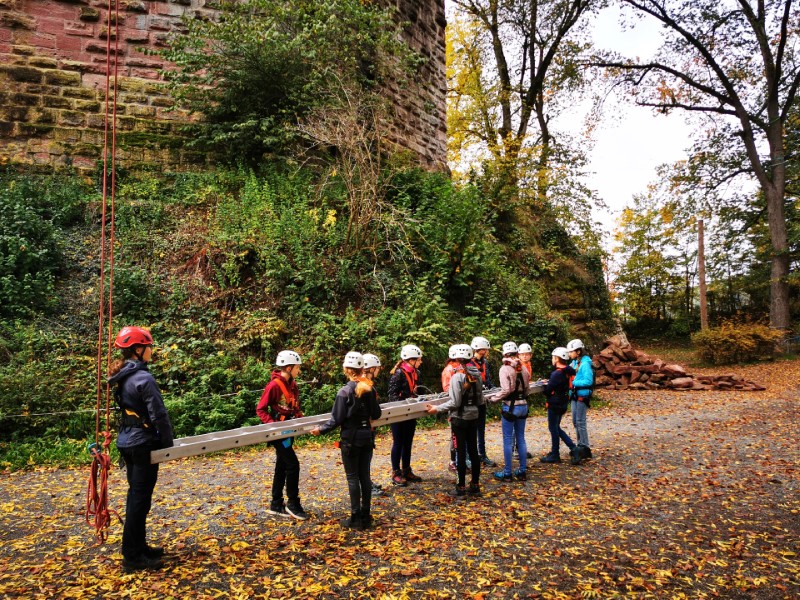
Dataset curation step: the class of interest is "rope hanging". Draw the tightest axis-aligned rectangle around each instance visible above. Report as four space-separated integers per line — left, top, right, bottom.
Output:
85 0 121 544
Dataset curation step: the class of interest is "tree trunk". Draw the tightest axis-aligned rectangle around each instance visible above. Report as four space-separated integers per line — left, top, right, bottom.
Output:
698 218 708 330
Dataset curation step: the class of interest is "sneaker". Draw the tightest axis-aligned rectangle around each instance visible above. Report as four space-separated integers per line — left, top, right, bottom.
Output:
391 470 407 487
122 554 162 572
570 447 583 466
268 505 291 518
465 459 472 469
513 468 527 481
371 483 384 497
286 503 309 521
539 453 561 464
403 469 423 482
448 461 457 473
580 445 593 460
493 470 512 482
526 451 534 459
467 482 481 496
480 455 497 467
453 484 467 496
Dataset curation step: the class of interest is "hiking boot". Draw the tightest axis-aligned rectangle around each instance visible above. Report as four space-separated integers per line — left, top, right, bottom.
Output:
371 483 384 497
448 461 457 473
122 554 162 573
340 512 363 530
480 455 497 467
286 502 309 521
493 470 512 482
453 484 467 497
144 545 164 559
513 468 527 481
570 447 583 466
403 468 422 482
526 451 534 459
268 504 291 518
580 445 593 460
360 513 374 529
391 470 407 487
539 453 561 464
467 482 481 496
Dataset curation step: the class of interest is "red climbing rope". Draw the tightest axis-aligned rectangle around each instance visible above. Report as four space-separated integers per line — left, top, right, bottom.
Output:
86 0 121 544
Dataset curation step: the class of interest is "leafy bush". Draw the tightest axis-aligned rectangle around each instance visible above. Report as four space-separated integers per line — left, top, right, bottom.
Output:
692 322 784 364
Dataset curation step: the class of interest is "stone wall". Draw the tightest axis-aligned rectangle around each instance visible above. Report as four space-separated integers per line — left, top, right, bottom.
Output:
0 0 447 174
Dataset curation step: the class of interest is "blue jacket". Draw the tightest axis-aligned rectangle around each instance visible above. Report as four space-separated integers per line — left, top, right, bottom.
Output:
109 360 174 449
570 355 594 398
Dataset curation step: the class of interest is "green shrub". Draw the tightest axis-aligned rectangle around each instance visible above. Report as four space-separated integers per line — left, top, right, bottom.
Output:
692 322 784 364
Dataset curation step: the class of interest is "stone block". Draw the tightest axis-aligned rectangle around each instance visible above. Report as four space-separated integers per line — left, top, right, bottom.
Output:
1 64 44 83
130 68 160 80
11 44 35 55
43 69 81 85
125 1 148 13
85 41 121 54
58 110 85 126
123 29 149 43
56 34 84 55
43 95 74 109
63 87 96 99
80 128 104 143
85 113 105 128
0 11 35 30
10 92 40 106
64 21 95 36
4 105 30 120
28 56 58 68
79 7 101 21
70 142 100 157
148 16 172 31
116 77 146 92
74 99 101 111
52 127 81 142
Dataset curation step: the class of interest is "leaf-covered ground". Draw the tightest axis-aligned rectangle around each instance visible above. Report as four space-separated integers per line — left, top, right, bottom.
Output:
1 358 799 599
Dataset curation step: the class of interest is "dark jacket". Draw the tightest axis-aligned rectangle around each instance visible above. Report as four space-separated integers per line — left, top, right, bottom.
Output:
256 370 302 423
109 360 174 449
387 362 419 402
543 365 576 412
319 379 382 446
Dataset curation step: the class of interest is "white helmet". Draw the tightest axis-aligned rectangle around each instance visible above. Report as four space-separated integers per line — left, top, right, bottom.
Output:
343 351 364 369
471 336 490 350
566 339 585 352
276 350 302 366
362 353 381 369
552 347 569 361
400 344 423 360
449 344 472 360
502 341 518 355
518 343 532 354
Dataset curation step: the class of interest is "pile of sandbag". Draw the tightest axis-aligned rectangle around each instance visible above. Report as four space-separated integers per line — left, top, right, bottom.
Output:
592 335 765 391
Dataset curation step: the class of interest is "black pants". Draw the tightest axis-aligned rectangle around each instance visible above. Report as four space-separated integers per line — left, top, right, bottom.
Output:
477 403 488 457
451 420 480 487
119 445 159 560
390 418 417 471
340 441 373 515
271 440 300 509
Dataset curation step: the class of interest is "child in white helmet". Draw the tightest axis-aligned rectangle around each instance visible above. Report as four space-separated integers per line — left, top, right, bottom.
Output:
468 336 498 467
387 344 424 486
312 352 382 529
540 347 579 464
256 350 309 520
442 345 468 473
567 338 593 463
426 344 484 496
492 341 531 481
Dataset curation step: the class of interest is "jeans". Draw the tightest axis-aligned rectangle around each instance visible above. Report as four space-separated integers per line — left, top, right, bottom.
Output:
390 418 417 471
271 439 300 508
119 445 159 559
500 404 528 475
340 441 373 515
571 399 590 447
547 407 575 455
451 419 480 486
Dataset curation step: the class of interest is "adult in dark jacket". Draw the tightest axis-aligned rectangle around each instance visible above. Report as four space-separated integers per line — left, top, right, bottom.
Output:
108 326 173 572
312 352 382 529
540 347 578 464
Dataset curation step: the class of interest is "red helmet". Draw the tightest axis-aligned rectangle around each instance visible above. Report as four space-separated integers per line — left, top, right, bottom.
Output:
114 326 153 349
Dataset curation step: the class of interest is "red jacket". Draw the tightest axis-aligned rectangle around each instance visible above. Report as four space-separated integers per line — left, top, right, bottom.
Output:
256 370 302 423
441 361 465 393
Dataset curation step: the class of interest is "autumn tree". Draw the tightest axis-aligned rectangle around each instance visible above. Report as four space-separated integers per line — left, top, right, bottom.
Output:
446 0 598 225
594 0 800 330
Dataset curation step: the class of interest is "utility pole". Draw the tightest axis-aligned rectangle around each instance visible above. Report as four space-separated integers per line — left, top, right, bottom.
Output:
698 219 709 330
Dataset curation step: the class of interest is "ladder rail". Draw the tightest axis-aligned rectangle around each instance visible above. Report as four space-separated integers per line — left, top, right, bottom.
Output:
150 383 545 464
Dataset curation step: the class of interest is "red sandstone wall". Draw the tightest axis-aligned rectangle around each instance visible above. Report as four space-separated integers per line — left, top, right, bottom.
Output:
0 0 446 173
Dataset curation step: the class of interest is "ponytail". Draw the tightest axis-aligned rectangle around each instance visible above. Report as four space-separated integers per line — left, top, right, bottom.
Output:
108 346 140 377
